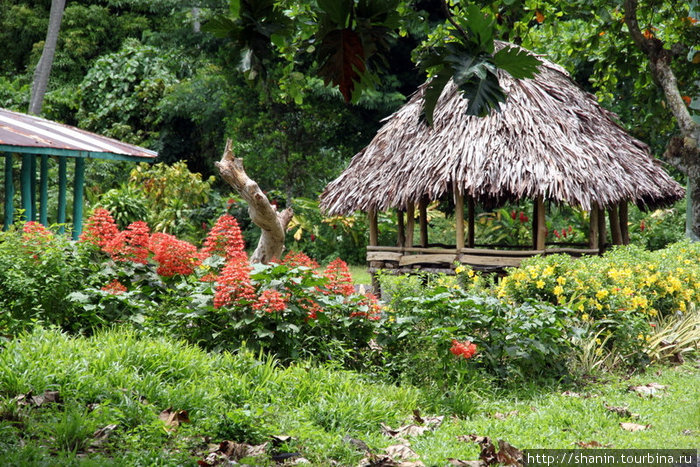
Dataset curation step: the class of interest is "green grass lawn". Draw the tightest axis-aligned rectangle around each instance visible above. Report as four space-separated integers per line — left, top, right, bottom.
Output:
0 327 697 466
348 264 372 285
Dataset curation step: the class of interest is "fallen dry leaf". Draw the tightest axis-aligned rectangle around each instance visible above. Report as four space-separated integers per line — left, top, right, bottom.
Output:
491 410 519 420
496 439 523 466
447 459 484 467
604 404 639 419
620 422 652 432
628 383 666 397
158 407 190 429
575 440 612 448
200 440 268 465
456 434 523 466
14 390 62 408
412 409 444 428
386 444 420 461
561 390 581 397
344 435 372 453
682 429 695 436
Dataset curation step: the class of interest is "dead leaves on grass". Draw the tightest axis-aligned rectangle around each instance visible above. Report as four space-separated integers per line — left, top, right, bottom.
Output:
13 390 62 407
628 382 667 397
620 422 652 432
603 403 639 419
159 407 190 429
455 434 523 466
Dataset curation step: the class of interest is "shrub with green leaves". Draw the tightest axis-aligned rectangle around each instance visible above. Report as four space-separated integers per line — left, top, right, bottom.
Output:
377 273 578 382
0 223 88 334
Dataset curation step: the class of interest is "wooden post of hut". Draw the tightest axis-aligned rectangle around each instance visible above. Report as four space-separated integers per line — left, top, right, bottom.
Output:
597 203 607 253
419 197 428 247
454 181 465 250
368 208 378 247
396 210 405 247
608 203 623 245
535 196 546 250
588 205 599 249
467 195 475 248
405 202 415 247
619 203 630 245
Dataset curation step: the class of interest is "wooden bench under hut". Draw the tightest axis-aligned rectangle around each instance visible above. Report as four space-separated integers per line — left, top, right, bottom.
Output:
320 42 684 276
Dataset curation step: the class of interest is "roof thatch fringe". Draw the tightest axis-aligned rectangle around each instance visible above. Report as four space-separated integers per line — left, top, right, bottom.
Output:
320 42 684 215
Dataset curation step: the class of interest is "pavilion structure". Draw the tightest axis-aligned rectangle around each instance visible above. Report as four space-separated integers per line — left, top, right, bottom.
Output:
320 42 684 274
0 108 157 238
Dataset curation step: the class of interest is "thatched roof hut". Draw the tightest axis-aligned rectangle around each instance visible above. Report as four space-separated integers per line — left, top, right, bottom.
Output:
321 45 683 216
320 43 684 273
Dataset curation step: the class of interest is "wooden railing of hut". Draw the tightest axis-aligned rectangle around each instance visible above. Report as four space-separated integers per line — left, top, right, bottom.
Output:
366 190 629 275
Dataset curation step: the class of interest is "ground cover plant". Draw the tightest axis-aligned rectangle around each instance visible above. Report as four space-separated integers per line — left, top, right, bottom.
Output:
0 212 698 464
0 327 697 465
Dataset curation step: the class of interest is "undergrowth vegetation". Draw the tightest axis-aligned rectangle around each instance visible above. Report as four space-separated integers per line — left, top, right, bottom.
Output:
0 212 698 464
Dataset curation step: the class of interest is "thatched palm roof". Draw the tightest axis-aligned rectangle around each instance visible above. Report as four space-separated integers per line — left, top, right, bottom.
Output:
320 43 684 215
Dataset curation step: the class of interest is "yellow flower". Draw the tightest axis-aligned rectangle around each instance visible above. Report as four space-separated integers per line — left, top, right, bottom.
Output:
595 302 603 311
577 304 585 312
553 285 564 296
543 266 555 277
582 313 590 321
536 280 545 289
556 276 567 285
596 289 609 300
455 265 465 274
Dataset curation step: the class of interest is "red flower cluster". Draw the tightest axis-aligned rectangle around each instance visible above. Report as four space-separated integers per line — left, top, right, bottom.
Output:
450 340 477 359
299 297 323 320
149 233 203 277
253 289 287 313
350 293 382 320
553 225 574 239
103 221 151 264
101 279 127 295
213 251 256 309
201 215 245 259
21 221 54 258
282 250 320 269
323 258 355 296
80 208 120 249
511 211 528 223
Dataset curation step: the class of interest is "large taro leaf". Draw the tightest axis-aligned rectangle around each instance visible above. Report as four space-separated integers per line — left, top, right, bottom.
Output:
493 45 542 79
460 69 506 117
446 46 506 117
317 28 366 102
422 68 452 126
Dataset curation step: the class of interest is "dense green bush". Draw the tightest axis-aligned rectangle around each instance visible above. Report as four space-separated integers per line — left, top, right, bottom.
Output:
377 273 578 382
0 223 88 335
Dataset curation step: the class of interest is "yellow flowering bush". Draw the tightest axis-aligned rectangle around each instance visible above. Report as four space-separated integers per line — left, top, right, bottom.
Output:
495 241 700 321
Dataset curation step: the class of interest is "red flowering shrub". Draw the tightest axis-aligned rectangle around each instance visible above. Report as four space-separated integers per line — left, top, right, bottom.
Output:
450 339 477 359
103 221 151 264
80 208 120 249
201 214 245 259
350 293 382 320
253 289 287 313
213 251 256 309
149 233 203 277
299 297 323 320
101 279 127 295
323 258 355 296
282 250 320 269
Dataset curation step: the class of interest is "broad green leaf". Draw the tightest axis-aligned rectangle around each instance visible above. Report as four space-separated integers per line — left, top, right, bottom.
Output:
493 46 542 79
202 16 238 38
460 70 506 117
463 5 495 51
229 0 240 19
318 0 352 27
422 68 452 126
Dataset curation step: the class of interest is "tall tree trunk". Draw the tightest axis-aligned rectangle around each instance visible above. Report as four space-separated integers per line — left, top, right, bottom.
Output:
624 0 700 240
28 0 66 116
216 139 293 264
